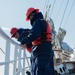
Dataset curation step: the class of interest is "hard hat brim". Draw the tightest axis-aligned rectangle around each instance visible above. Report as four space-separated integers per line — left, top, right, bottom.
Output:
11 30 18 38
26 9 39 21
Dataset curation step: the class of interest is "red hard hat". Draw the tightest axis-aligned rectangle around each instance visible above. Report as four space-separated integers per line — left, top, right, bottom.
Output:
10 27 18 38
26 7 39 21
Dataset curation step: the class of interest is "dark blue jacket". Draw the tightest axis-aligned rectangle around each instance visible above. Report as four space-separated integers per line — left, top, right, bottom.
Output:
17 28 32 48
21 12 53 57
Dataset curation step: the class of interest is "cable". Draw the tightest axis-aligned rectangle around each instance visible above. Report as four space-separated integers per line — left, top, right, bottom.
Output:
43 0 50 14
43 0 51 20
43 0 50 15
63 0 75 28
43 0 47 14
49 0 56 18
46 0 50 6
54 0 64 22
44 5 51 20
59 0 69 28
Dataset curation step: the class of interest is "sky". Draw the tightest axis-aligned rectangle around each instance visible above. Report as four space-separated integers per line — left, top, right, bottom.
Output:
0 0 75 75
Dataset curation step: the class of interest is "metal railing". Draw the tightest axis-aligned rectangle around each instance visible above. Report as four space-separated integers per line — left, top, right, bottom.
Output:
0 27 31 75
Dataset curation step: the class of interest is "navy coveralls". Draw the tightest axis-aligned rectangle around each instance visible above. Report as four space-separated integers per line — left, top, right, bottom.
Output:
21 12 54 75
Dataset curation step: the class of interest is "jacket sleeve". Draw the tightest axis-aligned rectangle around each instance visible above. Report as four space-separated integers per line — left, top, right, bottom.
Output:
26 42 33 53
21 20 46 45
18 29 30 42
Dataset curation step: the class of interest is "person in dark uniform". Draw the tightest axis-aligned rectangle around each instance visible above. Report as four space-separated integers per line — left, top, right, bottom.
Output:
10 27 32 75
21 7 54 75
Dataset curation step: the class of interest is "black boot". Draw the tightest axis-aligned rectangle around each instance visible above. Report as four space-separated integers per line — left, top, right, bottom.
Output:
26 71 31 75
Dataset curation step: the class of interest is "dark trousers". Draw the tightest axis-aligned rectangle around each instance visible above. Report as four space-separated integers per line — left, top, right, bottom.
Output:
31 54 54 75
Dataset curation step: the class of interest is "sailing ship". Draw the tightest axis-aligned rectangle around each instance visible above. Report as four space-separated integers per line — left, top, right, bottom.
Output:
44 5 75 75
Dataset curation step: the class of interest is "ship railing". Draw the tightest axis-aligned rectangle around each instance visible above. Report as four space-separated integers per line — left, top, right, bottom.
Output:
0 27 31 75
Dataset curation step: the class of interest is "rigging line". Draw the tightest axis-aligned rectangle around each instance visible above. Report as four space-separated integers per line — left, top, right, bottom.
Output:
0 47 5 54
54 0 64 22
44 5 51 20
43 0 50 15
46 0 52 13
59 0 69 28
45 0 54 19
63 0 75 28
43 0 47 14
49 0 56 18
46 0 50 6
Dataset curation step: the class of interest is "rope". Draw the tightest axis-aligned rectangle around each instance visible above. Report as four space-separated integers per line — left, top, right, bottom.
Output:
46 0 50 6
43 0 47 14
59 0 69 28
63 0 75 28
50 0 56 18
54 0 64 22
43 0 50 15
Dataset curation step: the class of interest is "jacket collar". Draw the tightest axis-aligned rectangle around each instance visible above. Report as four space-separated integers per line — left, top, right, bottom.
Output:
30 12 44 25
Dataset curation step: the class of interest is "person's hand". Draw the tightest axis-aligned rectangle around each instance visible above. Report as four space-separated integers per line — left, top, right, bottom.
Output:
21 44 26 49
